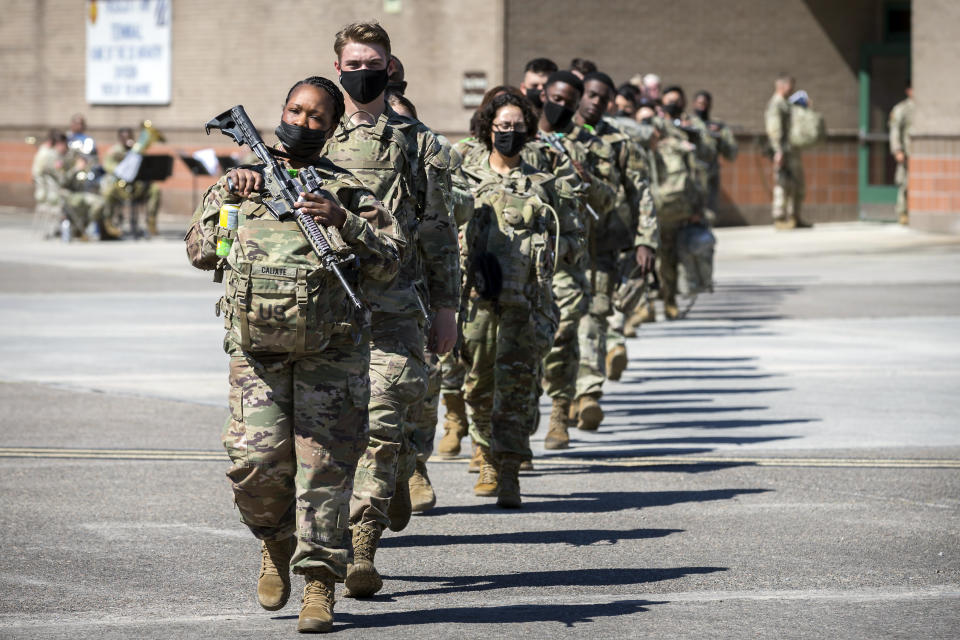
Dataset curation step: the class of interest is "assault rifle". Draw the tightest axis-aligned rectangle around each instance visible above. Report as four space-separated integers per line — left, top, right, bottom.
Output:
540 131 600 222
205 105 364 314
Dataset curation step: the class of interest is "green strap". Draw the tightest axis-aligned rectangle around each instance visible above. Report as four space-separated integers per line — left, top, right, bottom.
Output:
294 268 308 356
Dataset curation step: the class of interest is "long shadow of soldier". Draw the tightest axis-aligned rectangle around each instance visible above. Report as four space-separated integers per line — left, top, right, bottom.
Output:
334 597 667 629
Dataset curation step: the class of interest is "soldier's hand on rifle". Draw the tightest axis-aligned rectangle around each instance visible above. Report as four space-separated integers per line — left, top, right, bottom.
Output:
296 192 347 229
895 151 905 164
571 159 592 183
227 168 263 197
773 150 784 169
635 245 655 277
430 307 458 354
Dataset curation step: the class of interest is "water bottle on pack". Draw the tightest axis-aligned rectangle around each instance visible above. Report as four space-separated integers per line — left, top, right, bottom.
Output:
216 204 240 256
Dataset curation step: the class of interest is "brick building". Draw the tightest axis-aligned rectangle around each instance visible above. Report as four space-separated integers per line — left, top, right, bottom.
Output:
1 0 957 232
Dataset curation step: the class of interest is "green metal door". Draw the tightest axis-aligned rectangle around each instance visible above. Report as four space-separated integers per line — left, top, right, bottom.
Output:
858 42 910 221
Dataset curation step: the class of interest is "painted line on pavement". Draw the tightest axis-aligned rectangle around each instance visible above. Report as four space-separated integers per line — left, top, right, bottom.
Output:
1 447 959 468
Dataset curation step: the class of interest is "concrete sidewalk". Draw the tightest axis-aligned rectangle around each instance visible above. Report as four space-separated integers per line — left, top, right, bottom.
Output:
0 213 958 638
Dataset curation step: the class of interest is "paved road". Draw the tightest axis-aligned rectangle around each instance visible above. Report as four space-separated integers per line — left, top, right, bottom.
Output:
1 211 958 638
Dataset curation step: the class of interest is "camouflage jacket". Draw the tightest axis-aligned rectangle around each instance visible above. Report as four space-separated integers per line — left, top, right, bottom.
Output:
513 137 586 268
765 93 792 155
321 106 459 317
184 156 402 354
460 151 558 309
889 97 914 157
585 119 659 254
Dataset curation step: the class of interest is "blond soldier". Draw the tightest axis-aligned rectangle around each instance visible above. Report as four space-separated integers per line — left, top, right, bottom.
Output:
320 21 459 599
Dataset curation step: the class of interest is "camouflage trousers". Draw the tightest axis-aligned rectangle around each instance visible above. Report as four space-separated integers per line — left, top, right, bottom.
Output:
772 151 805 222
65 191 106 230
222 335 370 579
350 313 428 530
542 267 590 401
400 349 441 481
463 301 539 460
576 266 616 399
103 180 161 232
895 161 908 217
657 210 694 305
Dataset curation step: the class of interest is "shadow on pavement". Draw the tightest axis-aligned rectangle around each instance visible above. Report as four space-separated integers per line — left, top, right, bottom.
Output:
336 598 668 629
419 488 770 517
382 566 726 599
381 527 683 549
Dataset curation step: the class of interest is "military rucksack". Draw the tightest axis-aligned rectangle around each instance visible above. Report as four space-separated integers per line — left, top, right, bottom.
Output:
789 105 826 149
463 173 556 309
652 137 698 217
677 223 716 297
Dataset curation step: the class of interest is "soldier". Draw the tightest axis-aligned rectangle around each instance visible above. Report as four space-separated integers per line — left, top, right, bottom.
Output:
641 74 662 101
889 82 914 226
66 113 98 159
437 85 526 469
691 90 739 215
459 92 560 508
766 72 808 230
102 127 161 237
320 21 459 599
529 71 614 449
519 57 558 111
561 71 658 441
184 76 402 633
569 57 597 80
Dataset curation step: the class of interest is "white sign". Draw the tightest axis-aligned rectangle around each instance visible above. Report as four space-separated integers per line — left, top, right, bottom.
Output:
86 0 172 105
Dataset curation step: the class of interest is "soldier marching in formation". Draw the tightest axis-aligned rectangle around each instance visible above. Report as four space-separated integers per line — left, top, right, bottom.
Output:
177 20 867 634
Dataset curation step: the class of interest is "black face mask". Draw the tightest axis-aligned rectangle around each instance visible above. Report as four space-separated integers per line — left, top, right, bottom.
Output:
493 130 526 157
339 68 390 104
662 102 683 118
525 88 544 110
639 117 654 126
543 100 576 129
694 108 709 121
615 110 633 119
275 121 328 162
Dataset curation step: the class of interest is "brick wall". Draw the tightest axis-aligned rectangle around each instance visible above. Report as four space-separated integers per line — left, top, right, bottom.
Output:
908 137 960 233
716 137 859 226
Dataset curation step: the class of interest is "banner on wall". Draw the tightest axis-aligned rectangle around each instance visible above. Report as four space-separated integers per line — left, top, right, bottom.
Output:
86 0 172 105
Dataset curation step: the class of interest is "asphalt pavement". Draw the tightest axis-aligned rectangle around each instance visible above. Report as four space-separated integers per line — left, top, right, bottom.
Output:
0 210 958 639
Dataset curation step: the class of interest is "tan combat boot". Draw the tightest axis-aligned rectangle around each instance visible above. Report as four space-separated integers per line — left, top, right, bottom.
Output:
663 298 680 321
468 441 481 473
344 522 383 598
473 445 498 496
387 476 412 532
544 398 571 450
632 301 656 329
297 567 336 633
409 459 437 512
147 215 159 237
257 536 295 611
606 344 628 381
436 392 468 458
496 455 523 509
577 394 604 431
899 213 909 226
774 217 797 231
520 459 534 471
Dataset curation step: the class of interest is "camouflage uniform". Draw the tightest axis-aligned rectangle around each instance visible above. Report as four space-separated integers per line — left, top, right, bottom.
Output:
406 138 475 465
102 143 161 234
184 158 401 580
521 130 612 408
889 97 914 222
321 107 459 531
651 118 702 307
571 120 658 400
459 152 559 459
765 93 804 223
